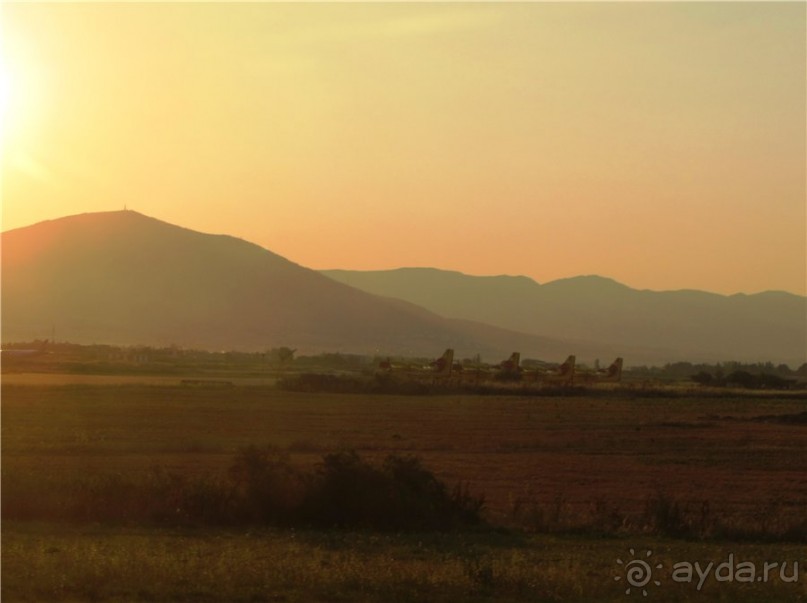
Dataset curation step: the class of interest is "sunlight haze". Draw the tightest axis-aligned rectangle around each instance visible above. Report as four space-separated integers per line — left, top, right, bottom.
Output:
1 2 805 295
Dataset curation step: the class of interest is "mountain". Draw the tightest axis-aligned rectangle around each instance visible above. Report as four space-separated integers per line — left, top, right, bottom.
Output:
322 268 807 366
2 211 598 360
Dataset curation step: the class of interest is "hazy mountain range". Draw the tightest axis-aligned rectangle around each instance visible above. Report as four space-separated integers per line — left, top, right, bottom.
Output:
323 268 806 366
2 211 804 366
1 211 600 360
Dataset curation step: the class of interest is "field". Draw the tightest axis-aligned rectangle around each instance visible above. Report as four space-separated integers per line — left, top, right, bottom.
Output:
3 378 807 601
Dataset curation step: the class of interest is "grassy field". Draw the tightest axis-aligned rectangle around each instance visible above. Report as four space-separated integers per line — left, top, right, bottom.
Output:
3 379 806 601
4 522 806 602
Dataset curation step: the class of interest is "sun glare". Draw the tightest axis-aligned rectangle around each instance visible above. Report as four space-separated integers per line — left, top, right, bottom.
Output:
0 6 15 149
0 35 44 163
0 58 12 148
0 27 31 153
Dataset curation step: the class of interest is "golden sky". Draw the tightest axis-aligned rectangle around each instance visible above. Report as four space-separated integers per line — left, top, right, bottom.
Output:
2 2 805 295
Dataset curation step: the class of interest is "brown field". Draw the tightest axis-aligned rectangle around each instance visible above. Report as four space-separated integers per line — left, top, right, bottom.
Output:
2 378 806 601
4 381 806 522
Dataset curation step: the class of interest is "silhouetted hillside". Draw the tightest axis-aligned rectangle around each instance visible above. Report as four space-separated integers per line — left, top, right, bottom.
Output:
2 211 589 360
322 268 807 366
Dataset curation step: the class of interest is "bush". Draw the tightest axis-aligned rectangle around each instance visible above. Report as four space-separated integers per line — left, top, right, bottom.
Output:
226 446 309 524
302 451 485 530
278 373 371 393
690 371 713 386
2 449 485 531
641 492 688 537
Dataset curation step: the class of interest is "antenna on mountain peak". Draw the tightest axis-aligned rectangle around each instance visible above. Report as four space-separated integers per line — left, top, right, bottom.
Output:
124 204 128 211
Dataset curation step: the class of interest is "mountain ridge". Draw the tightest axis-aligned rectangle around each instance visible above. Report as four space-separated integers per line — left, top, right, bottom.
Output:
4 211 803 365
2 211 615 361
324 267 802 299
322 268 807 366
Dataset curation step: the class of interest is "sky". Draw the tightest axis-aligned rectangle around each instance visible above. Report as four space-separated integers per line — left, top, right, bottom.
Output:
1 2 805 296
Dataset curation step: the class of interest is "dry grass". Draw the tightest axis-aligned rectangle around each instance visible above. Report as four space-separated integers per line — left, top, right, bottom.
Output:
3 523 806 602
3 381 807 600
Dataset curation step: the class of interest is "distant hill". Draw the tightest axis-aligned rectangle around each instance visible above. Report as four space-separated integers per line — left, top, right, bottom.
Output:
322 268 807 366
2 211 601 361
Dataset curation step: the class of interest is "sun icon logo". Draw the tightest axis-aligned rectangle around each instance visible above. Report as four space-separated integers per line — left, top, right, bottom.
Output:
615 548 663 596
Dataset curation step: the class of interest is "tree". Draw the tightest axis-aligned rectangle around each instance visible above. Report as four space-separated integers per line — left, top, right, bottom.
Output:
726 370 756 389
267 347 296 366
691 371 713 386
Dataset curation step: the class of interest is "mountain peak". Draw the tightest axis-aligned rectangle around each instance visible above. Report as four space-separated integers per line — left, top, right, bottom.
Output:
542 275 630 292
2 211 564 358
